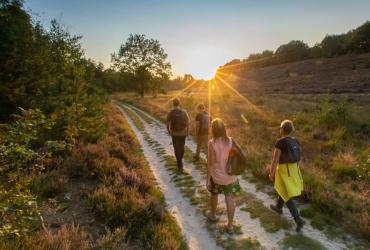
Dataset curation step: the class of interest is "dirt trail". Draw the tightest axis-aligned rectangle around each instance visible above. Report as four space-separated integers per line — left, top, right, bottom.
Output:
117 102 350 250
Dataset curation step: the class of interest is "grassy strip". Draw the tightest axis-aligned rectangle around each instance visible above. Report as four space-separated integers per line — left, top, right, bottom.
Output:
123 105 262 250
278 234 326 250
240 192 292 233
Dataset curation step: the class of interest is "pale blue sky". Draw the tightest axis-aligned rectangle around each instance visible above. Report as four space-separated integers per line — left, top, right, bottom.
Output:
25 0 370 79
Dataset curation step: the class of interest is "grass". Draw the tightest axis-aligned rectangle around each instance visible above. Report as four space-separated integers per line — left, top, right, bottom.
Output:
278 234 326 250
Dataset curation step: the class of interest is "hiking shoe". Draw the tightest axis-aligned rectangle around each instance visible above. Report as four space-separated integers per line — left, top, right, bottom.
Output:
270 204 283 214
295 219 305 232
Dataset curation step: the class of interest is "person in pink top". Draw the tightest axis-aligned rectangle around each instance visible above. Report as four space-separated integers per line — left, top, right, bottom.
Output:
206 118 241 234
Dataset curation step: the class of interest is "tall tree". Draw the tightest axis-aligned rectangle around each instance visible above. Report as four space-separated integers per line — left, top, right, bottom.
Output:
111 34 171 97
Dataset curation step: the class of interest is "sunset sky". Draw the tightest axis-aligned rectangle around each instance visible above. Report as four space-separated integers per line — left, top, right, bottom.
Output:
25 0 370 79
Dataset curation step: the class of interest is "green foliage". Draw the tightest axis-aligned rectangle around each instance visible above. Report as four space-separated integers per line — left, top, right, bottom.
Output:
221 20 370 70
111 34 172 97
316 96 352 129
348 21 370 53
0 108 61 173
0 188 41 238
0 1 107 247
279 234 326 250
321 34 349 57
275 40 310 62
0 1 106 144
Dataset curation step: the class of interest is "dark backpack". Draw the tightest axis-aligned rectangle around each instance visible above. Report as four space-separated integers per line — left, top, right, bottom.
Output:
227 138 247 175
170 109 188 131
286 137 301 163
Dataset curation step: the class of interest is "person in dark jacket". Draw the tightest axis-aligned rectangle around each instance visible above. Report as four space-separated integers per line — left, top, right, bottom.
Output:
166 98 189 172
194 103 211 161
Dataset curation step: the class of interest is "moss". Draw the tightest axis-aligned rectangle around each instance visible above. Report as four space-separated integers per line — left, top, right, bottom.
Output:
278 234 326 250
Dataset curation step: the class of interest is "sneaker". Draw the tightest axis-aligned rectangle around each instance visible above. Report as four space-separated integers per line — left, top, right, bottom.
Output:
270 204 283 214
295 219 305 232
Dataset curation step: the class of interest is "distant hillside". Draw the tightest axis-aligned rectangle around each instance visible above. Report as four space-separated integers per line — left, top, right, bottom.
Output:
218 53 370 94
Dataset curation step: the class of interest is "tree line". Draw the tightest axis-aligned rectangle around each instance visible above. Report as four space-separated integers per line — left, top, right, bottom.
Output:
0 0 107 174
221 21 370 70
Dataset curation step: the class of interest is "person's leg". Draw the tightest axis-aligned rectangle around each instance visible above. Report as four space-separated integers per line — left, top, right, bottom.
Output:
285 198 305 232
270 195 284 214
179 136 186 167
194 135 201 160
210 193 218 216
201 135 208 157
172 136 182 169
225 195 235 228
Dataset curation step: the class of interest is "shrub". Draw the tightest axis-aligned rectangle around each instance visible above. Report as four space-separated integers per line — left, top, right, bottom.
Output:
331 152 358 180
88 185 116 220
316 96 352 129
0 188 42 239
152 224 183 250
31 170 68 198
26 224 89 250
96 228 129 250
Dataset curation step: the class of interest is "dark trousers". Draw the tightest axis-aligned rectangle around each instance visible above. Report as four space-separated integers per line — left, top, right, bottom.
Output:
276 196 301 221
171 136 186 169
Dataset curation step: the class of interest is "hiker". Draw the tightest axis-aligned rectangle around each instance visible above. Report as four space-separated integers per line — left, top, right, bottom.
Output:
206 118 241 234
166 98 190 172
194 103 211 161
268 119 305 232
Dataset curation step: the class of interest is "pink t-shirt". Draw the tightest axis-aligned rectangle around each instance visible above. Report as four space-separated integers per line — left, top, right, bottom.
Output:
208 137 236 185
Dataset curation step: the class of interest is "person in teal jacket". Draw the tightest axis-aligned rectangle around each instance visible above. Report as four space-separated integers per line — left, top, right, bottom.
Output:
268 120 305 232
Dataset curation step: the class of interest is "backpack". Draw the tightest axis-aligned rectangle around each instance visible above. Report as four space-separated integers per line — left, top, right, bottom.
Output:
170 109 188 131
199 112 210 134
285 137 301 163
226 138 247 175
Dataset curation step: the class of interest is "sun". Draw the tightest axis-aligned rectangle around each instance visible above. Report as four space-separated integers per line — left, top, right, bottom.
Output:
192 67 219 81
203 67 219 81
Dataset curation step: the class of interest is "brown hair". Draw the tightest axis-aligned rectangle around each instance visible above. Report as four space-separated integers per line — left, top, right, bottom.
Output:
211 118 228 142
173 98 180 107
197 103 205 111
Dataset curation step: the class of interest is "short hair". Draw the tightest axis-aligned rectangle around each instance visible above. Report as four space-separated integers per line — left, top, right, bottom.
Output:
173 98 180 107
280 120 294 135
197 103 205 110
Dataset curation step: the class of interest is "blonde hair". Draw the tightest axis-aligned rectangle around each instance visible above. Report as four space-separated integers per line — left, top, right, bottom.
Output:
280 120 295 135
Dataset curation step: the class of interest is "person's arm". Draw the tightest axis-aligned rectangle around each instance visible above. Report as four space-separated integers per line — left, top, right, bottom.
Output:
269 148 281 182
207 141 214 183
195 115 200 137
166 112 171 134
185 111 190 136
